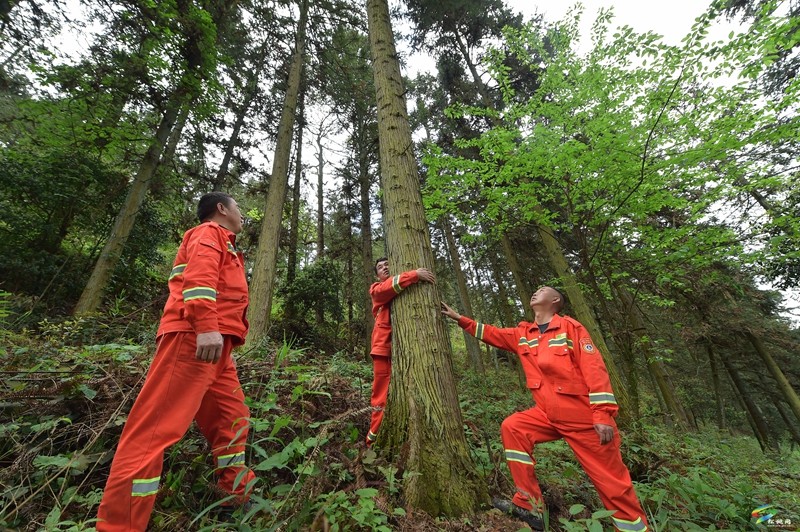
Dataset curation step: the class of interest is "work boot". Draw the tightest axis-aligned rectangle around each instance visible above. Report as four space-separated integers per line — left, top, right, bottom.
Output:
492 497 544 531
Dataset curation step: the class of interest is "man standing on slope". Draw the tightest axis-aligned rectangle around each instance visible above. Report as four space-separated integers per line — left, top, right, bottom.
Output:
97 192 256 531
366 257 435 446
442 287 648 532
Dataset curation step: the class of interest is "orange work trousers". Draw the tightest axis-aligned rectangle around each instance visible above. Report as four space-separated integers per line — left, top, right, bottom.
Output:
96 332 255 531
501 406 648 532
367 354 391 445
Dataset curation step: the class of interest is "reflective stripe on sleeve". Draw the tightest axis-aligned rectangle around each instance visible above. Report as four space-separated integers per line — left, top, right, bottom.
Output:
475 322 485 340
169 263 187 280
391 275 402 294
131 476 160 497
183 286 217 302
589 392 617 405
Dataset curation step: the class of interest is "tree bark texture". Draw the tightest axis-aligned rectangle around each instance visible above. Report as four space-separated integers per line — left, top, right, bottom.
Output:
359 146 375 358
366 0 487 515
247 0 308 344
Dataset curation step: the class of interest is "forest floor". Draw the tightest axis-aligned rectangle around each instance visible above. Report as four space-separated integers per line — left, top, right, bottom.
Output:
1 315 799 531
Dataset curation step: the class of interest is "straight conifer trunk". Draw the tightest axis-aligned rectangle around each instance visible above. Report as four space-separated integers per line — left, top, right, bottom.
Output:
745 331 800 425
366 0 487 515
73 103 182 315
442 217 484 373
248 0 309 344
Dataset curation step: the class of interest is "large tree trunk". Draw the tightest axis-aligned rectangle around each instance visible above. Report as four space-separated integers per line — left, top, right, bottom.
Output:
720 348 778 452
745 331 800 425
441 218 484 373
247 0 309 344
74 103 183 315
366 0 487 515
535 222 631 421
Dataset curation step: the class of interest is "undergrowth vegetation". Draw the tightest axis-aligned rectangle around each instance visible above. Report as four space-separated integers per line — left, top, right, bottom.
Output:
1 310 798 531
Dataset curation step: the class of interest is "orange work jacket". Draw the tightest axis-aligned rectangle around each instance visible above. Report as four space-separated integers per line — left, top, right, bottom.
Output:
157 221 249 345
369 271 420 356
458 313 618 426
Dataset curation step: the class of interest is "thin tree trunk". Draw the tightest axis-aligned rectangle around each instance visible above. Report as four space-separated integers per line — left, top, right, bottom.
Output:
285 106 305 323
359 148 375 358
488 255 526 388
74 103 183 314
773 399 800 447
441 218 484 373
706 344 727 430
247 0 309 344
615 283 693 428
745 330 800 425
500 233 533 321
720 348 778 452
366 0 487 514
315 125 325 326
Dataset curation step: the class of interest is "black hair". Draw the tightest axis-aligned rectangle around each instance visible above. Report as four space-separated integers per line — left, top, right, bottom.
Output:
197 192 233 222
553 287 567 313
375 257 388 274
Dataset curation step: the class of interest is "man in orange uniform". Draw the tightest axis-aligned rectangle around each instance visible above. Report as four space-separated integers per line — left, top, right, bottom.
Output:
366 257 435 446
442 287 648 532
97 192 256 531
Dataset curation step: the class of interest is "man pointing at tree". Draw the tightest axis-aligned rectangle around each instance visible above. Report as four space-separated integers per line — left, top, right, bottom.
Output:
442 286 648 532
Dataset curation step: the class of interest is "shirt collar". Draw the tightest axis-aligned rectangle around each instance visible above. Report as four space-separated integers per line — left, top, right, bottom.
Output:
530 313 564 333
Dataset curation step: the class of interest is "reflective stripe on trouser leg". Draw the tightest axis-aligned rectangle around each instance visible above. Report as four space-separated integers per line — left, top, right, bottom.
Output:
97 332 219 531
561 426 649 531
367 355 391 443
194 341 255 502
131 477 160 497
501 407 561 511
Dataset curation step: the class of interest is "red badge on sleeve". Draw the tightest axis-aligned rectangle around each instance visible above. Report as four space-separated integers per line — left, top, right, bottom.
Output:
580 338 596 353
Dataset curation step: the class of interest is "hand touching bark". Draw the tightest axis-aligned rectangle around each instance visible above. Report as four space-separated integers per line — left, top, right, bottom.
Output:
416 268 436 284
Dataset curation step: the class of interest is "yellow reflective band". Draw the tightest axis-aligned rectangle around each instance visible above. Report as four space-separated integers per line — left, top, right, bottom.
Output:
131 476 160 497
367 431 377 442
504 449 534 465
217 452 246 467
391 275 402 294
612 516 647 531
518 337 539 348
589 392 617 405
169 263 187 280
183 286 217 302
548 338 574 348
475 322 485 340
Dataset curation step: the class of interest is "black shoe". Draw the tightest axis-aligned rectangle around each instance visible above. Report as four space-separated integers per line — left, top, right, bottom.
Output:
211 500 255 522
492 497 544 531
